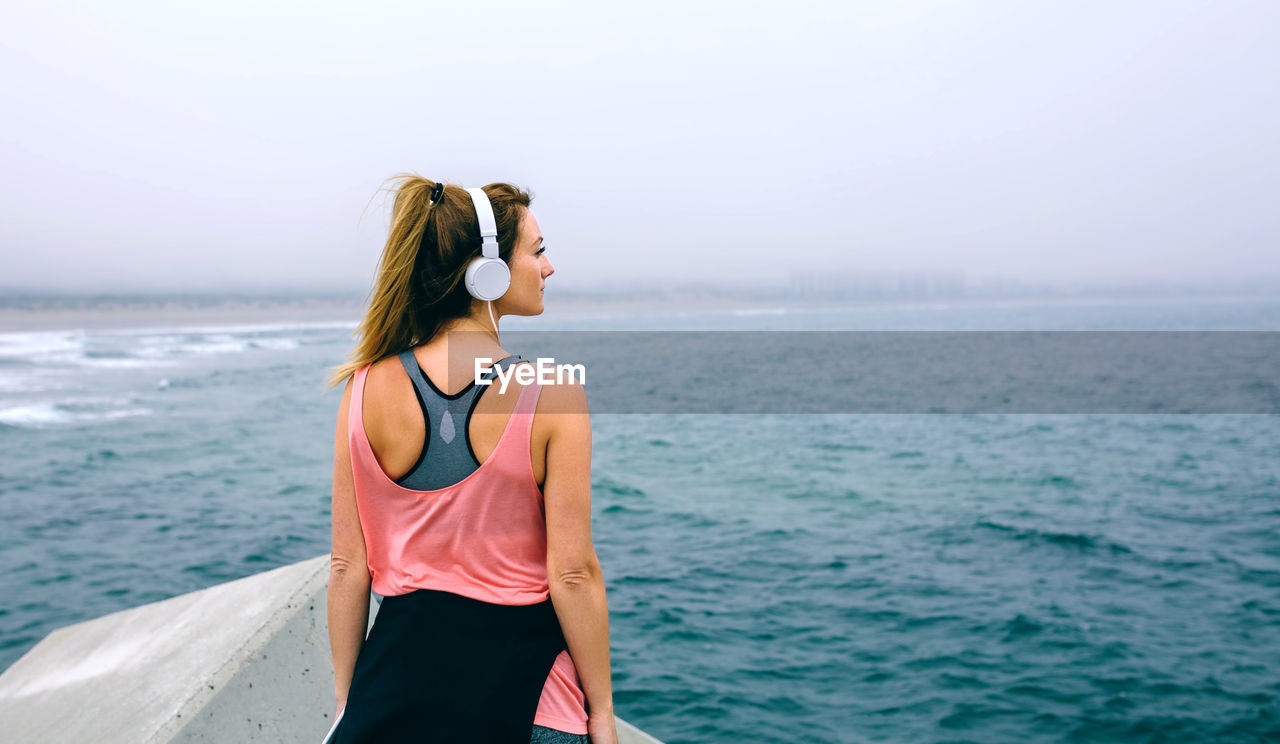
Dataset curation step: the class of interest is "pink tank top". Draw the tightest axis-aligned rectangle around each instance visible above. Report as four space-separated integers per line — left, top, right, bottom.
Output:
348 361 589 735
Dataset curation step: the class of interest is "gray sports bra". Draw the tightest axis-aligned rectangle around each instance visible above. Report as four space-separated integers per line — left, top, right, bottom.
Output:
393 349 526 491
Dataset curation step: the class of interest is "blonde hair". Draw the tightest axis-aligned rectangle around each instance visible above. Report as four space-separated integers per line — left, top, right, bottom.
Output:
326 173 532 390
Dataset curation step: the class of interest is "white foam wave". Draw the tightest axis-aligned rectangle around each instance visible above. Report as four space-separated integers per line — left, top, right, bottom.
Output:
0 322 334 373
0 369 74 393
79 356 174 369
104 319 357 336
126 330 302 358
0 330 85 360
0 402 153 427
141 341 250 357
0 403 73 426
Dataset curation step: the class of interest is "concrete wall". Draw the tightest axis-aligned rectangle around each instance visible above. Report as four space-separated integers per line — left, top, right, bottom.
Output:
0 554 661 743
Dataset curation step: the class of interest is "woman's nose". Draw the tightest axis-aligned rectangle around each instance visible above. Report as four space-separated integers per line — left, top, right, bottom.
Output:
543 259 555 278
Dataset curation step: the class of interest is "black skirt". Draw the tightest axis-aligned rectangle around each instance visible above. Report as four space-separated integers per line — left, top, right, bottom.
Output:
332 588 569 744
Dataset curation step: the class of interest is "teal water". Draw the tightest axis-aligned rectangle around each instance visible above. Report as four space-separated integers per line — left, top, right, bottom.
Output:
1 297 1278 743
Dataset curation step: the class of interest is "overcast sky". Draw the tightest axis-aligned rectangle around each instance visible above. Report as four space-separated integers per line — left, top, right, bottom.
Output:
1 0 1277 295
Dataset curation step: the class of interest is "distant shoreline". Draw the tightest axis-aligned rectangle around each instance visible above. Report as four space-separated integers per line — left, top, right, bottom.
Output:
0 291 1274 334
0 297 366 333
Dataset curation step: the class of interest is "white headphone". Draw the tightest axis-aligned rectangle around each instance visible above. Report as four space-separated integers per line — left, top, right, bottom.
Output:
463 187 510 302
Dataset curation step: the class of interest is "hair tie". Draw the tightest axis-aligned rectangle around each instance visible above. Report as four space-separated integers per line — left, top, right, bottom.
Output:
430 182 445 204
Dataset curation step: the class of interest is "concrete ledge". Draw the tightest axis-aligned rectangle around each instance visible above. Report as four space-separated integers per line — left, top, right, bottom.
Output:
0 554 662 743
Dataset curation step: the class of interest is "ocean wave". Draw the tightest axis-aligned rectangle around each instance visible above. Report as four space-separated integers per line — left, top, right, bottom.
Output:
46 353 175 370
136 340 251 357
0 404 72 426
974 520 1134 554
102 319 357 336
0 402 152 428
0 371 73 394
0 326 311 371
0 330 85 360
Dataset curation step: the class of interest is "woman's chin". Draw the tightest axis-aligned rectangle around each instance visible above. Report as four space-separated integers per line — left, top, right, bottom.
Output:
502 300 545 317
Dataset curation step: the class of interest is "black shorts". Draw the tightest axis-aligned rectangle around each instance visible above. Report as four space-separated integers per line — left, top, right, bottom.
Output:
333 588 575 744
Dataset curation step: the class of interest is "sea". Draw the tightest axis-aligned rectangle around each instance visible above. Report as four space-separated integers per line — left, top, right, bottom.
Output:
1 296 1278 743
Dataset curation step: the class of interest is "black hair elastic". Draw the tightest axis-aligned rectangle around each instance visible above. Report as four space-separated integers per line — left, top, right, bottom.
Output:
431 182 445 204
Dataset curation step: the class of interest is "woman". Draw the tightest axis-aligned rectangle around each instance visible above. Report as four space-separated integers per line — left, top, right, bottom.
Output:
325 175 617 743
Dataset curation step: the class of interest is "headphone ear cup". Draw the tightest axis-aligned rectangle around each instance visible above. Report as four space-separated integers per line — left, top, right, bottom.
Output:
465 256 511 301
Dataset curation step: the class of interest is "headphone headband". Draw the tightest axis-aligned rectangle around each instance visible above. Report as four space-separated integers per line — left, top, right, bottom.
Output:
462 185 510 302
466 187 499 260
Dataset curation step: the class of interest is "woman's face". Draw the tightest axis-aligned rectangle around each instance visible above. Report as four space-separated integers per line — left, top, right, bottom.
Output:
496 208 554 317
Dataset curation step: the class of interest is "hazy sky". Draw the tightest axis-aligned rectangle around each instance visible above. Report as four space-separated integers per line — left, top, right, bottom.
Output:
1 0 1277 294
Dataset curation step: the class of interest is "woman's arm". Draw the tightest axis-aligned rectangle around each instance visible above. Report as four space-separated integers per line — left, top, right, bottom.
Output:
328 378 371 711
542 380 616 738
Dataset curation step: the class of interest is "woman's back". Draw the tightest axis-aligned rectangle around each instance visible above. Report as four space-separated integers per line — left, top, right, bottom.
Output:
338 344 591 740
360 344 552 491
348 345 552 603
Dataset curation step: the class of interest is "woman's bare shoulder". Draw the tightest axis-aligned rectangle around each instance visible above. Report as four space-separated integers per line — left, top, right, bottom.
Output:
360 355 415 419
363 354 405 386
534 376 589 416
